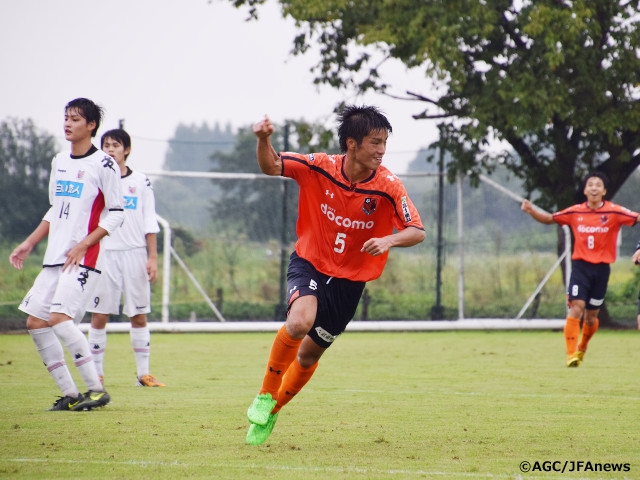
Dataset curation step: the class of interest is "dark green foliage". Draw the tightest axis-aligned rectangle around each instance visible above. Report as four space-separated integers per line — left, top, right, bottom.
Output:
0 118 56 242
210 119 339 242
229 0 640 213
157 226 203 257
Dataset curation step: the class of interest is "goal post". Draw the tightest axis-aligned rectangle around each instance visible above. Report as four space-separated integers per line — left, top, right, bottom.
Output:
156 213 226 323
135 169 571 331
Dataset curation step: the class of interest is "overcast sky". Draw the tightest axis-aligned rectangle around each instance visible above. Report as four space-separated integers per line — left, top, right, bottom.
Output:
0 0 440 174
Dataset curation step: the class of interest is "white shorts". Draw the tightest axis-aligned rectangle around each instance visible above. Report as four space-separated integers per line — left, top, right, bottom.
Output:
19 263 103 323
85 248 151 317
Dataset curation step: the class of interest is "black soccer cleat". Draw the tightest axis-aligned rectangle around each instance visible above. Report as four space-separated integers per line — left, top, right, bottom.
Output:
71 390 111 411
48 394 84 411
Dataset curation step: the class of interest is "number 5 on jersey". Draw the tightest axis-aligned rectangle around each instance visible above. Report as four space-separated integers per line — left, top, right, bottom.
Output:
334 233 346 253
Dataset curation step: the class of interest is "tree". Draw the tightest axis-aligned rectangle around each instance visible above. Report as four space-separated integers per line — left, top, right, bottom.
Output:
228 0 640 212
154 122 236 231
210 119 339 242
0 118 56 242
163 122 235 172
227 0 640 326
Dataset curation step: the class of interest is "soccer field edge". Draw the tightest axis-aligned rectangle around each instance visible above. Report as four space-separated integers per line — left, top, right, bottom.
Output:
76 318 566 334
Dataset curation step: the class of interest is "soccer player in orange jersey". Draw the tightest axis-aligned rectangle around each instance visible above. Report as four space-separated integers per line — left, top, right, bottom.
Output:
521 171 640 367
245 106 426 445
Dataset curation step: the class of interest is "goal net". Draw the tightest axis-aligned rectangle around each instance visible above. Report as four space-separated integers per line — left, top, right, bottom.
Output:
128 168 591 328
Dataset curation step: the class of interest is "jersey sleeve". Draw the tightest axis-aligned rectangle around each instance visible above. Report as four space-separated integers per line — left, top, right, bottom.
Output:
98 155 125 234
552 205 573 225
617 205 639 226
386 173 424 232
396 193 423 231
141 175 160 235
281 151 314 181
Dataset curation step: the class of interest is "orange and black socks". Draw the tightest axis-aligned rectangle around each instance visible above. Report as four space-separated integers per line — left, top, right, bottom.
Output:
260 325 302 399
274 359 319 413
564 316 581 356
578 318 599 352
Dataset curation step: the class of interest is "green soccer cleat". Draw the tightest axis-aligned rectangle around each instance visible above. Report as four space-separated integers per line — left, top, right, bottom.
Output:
48 394 84 411
247 393 276 426
72 390 111 411
246 412 279 445
566 350 585 367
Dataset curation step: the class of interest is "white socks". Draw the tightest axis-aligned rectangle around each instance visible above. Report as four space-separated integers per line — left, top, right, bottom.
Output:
131 326 151 379
52 321 103 392
88 327 107 377
90 325 151 380
29 327 79 397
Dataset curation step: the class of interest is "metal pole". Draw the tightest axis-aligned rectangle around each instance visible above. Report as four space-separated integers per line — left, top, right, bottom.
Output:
457 173 464 320
275 123 290 320
430 142 445 320
155 215 171 323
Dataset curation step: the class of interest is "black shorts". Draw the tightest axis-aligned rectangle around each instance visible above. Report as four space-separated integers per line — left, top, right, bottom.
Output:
567 260 610 310
286 251 366 348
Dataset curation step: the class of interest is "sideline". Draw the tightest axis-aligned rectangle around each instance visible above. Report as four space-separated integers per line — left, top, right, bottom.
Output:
76 319 566 334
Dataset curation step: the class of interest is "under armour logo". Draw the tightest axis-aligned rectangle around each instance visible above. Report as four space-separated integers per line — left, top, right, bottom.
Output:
269 366 282 375
325 190 334 198
386 174 396 182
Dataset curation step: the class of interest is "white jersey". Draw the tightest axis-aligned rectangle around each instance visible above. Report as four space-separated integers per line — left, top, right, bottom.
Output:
42 146 124 269
103 168 160 250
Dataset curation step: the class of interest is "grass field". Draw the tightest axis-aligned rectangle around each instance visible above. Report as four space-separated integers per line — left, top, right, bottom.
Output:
1 330 639 479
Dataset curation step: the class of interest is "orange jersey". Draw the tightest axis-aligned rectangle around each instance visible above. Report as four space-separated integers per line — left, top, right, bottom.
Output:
553 201 639 264
282 152 424 282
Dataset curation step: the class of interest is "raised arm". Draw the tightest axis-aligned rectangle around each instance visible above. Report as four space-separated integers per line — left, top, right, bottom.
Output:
521 199 555 225
253 115 282 176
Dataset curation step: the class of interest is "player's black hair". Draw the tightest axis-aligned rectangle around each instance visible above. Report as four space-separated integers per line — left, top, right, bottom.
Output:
65 98 104 137
101 128 132 160
337 105 392 153
583 171 609 191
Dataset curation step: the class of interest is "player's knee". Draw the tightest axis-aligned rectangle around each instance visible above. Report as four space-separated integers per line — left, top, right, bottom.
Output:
26 315 48 330
285 315 314 339
297 354 319 369
91 313 109 329
130 314 147 328
568 303 584 319
297 347 323 368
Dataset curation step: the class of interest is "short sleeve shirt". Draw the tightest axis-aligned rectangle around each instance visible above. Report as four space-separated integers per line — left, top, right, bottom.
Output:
42 148 123 269
282 152 424 282
103 168 160 250
553 201 639 264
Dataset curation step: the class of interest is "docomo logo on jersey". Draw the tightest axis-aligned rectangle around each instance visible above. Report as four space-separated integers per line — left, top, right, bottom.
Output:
320 203 374 229
577 225 609 233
